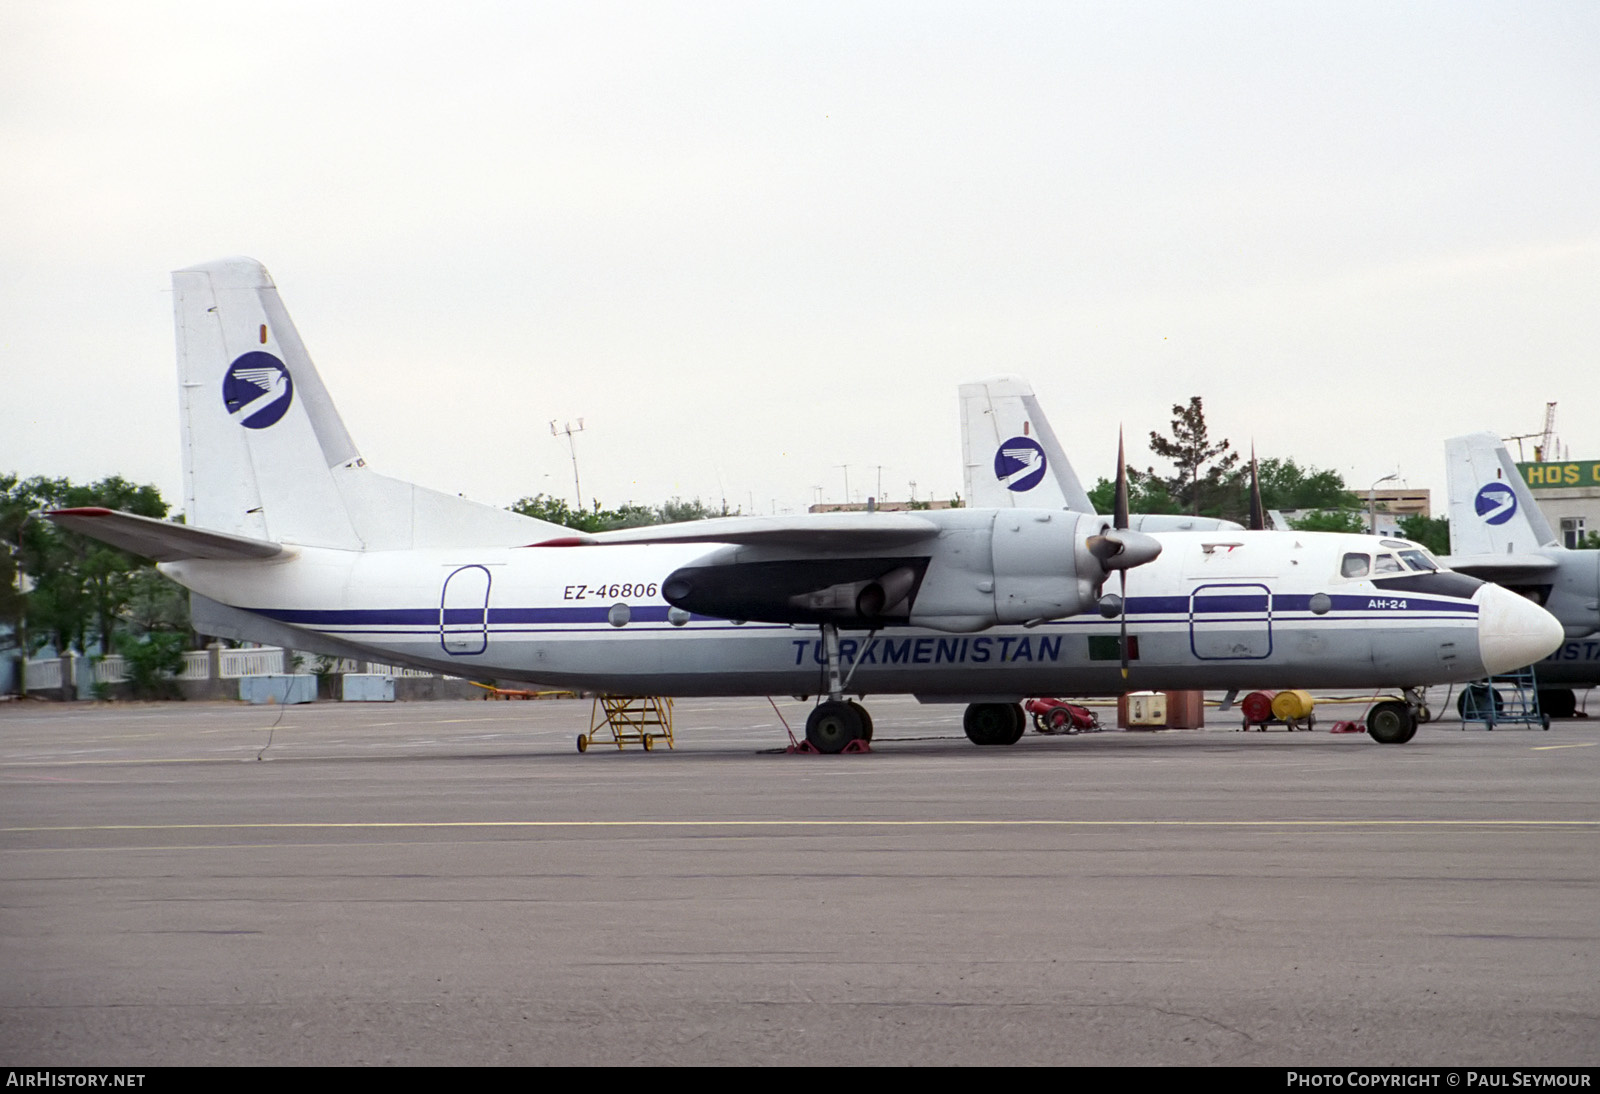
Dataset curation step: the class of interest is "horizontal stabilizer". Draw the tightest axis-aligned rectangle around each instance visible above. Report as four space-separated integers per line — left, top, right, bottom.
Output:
529 513 941 551
1439 552 1559 578
46 508 286 562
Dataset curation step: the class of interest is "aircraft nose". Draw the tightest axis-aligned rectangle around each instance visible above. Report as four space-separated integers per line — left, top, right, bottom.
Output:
1474 583 1564 676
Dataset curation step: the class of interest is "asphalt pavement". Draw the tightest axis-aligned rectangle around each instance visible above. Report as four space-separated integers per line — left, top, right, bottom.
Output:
1 694 1596 1065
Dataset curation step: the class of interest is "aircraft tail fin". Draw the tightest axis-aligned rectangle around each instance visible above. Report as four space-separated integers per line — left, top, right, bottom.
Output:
1444 431 1556 555
959 376 1094 513
172 258 564 550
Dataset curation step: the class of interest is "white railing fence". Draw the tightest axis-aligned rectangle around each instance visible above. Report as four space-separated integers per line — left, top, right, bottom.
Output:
18 646 448 690
24 658 62 690
219 648 286 678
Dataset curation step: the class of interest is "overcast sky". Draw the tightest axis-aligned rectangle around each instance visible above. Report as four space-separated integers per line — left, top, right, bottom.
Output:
3 1 1596 520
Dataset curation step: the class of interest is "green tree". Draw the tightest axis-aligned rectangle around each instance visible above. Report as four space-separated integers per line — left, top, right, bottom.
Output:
1220 458 1360 518
510 493 736 533
511 493 605 532
1146 397 1239 516
1087 474 1183 516
0 474 32 649
115 630 186 700
1396 514 1450 555
656 497 722 524
1290 510 1366 534
3 474 182 654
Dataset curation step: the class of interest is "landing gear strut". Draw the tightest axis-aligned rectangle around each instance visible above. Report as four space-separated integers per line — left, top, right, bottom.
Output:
803 624 873 754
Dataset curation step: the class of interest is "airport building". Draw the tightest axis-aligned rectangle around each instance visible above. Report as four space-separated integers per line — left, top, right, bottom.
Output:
1276 487 1432 538
1517 458 1600 548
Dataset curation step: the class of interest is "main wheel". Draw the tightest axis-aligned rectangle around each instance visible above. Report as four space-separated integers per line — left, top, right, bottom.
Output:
1538 688 1577 720
1004 702 1027 744
1367 700 1416 744
848 700 874 742
964 702 1025 746
806 700 865 754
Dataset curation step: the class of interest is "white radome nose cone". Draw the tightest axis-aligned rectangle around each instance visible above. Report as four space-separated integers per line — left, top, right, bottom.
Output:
1475 583 1565 676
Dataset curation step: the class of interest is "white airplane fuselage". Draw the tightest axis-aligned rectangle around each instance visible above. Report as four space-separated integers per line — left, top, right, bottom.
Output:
165 518 1543 699
46 257 1564 752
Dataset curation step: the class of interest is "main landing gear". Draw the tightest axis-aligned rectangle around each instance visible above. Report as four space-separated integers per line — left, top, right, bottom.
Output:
963 702 1026 746
1366 688 1427 744
802 624 1026 752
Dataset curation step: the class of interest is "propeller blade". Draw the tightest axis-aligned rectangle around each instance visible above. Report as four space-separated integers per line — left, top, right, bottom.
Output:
1113 428 1130 531
1119 570 1130 679
1247 442 1266 532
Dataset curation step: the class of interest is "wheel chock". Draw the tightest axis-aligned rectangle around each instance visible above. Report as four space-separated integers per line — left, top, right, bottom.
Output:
785 738 873 755
1329 720 1366 734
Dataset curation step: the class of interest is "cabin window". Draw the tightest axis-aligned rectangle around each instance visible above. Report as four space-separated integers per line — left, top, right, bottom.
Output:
1374 553 1404 574
1340 553 1371 578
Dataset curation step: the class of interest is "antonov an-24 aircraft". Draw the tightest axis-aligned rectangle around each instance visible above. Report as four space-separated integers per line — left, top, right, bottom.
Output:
48 258 1564 752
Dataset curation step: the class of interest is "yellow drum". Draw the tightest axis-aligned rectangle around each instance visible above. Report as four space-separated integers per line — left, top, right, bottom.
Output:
1270 689 1316 721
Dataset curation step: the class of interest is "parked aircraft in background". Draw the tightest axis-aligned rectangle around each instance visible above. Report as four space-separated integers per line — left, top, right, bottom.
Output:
48 259 1564 752
959 376 1244 532
1443 432 1599 717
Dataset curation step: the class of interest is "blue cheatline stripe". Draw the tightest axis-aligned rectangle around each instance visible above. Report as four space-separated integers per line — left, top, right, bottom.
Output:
1126 594 1475 616
259 605 679 626
252 594 1477 629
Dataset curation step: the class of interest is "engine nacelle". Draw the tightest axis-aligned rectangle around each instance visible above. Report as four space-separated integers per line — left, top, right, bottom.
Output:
660 510 1163 633
991 511 1102 624
909 510 1159 631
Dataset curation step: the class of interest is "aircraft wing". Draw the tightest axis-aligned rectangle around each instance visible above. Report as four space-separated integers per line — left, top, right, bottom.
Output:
46 507 286 562
528 512 942 550
1439 552 1559 579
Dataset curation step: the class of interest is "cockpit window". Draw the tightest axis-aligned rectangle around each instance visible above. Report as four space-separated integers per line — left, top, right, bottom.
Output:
1374 553 1404 574
1341 553 1370 578
1399 549 1438 572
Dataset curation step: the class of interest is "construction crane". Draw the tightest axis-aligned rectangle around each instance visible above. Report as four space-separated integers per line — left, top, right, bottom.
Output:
1504 402 1558 463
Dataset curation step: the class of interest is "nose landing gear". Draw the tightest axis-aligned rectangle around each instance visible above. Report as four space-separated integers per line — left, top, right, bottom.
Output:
800 624 875 754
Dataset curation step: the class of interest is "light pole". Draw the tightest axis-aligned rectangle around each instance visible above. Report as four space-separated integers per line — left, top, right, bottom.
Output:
550 419 586 512
1369 473 1398 535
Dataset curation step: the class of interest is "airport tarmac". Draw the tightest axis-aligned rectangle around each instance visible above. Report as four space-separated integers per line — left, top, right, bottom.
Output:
1 694 1596 1066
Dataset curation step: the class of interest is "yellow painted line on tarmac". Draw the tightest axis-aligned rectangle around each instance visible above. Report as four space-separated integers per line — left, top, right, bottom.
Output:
3 819 1597 835
1531 742 1597 751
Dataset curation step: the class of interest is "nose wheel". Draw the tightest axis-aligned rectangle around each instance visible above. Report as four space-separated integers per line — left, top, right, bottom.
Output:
800 624 875 754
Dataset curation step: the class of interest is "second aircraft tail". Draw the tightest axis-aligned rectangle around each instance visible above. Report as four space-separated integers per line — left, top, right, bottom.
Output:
959 376 1095 512
1444 432 1556 556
